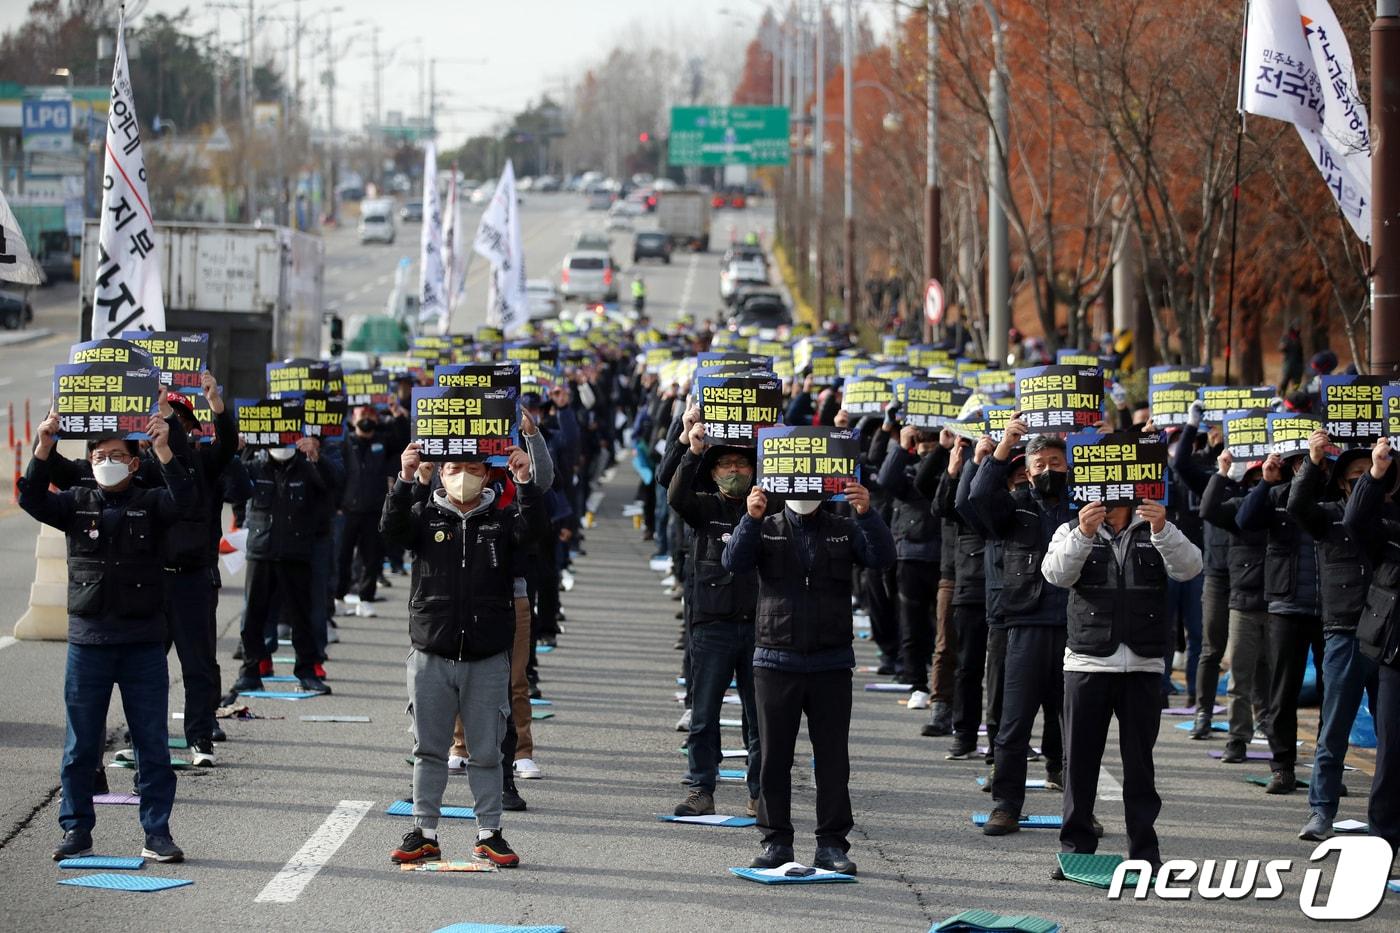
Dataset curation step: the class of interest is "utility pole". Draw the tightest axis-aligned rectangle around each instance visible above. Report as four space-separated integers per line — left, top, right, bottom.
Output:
842 0 855 325
987 66 1009 365
429 59 437 137
923 1 941 344
814 0 826 323
326 15 338 224
1372 0 1400 374
244 0 256 223
795 4 809 281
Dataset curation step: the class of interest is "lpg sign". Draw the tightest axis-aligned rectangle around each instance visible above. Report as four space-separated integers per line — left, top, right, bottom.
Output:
22 98 73 153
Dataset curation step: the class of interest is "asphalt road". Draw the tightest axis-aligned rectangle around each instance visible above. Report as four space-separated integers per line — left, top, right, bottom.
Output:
0 194 1395 932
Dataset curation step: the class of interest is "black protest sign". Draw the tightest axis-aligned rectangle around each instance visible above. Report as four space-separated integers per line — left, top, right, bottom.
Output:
344 369 393 407
1149 364 1211 387
908 344 954 370
267 359 331 397
961 368 1016 403
302 393 348 441
900 379 973 429
411 386 518 464
698 351 773 374
435 362 522 396
69 338 154 368
1149 382 1200 427
697 374 783 445
1014 365 1104 434
1068 432 1169 506
121 331 208 391
841 377 893 416
503 342 559 369
235 397 306 449
756 426 860 500
1321 375 1394 443
1196 386 1275 425
1223 409 1272 460
1268 413 1324 458
52 362 161 439
1387 387 1400 440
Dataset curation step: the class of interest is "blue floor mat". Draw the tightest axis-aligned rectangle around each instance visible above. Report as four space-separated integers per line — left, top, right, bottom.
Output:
58 873 191 892
655 815 756 827
1174 720 1227 732
434 925 566 933
57 856 144 870
385 799 475 819
237 690 318 700
530 699 552 707
729 866 856 885
971 813 1061 828
931 909 1061 933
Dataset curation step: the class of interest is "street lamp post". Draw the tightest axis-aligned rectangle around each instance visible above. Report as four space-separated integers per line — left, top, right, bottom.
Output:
981 0 1010 365
842 0 855 326
814 0 826 323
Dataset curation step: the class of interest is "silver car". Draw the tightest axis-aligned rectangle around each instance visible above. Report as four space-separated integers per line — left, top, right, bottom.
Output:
526 279 563 321
559 250 618 303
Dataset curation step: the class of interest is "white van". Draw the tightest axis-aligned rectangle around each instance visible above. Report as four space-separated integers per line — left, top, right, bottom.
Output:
359 199 396 245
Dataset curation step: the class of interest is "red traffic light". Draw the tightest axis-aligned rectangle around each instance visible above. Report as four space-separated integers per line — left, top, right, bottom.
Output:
639 131 650 143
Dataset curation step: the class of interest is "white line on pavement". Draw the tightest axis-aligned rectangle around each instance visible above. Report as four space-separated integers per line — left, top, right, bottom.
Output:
1098 768 1123 802
0 636 17 652
254 799 374 904
678 253 698 315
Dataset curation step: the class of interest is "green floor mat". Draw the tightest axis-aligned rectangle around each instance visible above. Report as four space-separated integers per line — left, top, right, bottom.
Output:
109 757 192 770
931 909 1060 933
531 710 554 720
167 737 188 750
1245 774 1309 788
1055 852 1139 890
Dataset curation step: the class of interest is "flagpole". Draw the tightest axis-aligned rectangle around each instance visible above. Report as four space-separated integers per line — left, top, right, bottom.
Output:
1224 0 1250 385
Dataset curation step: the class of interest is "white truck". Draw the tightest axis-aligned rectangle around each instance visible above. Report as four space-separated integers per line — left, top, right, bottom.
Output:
80 221 325 400
655 189 712 252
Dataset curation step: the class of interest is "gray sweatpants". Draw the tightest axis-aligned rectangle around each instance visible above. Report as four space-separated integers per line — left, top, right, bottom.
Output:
1225 609 1274 744
407 648 511 832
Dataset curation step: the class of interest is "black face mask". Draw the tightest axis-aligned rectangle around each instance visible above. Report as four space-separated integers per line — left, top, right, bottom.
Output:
357 419 376 433
1031 469 1067 498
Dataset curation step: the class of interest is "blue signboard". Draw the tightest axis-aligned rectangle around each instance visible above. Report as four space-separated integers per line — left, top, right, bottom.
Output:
22 98 73 153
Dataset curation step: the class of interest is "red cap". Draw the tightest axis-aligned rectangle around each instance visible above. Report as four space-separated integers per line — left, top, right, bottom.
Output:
166 392 200 424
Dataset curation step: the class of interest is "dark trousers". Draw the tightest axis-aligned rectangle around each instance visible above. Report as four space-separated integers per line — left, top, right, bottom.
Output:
985 623 1007 745
165 567 220 746
61 642 176 836
686 620 761 799
991 626 1066 817
532 538 561 639
862 566 900 662
1061 670 1162 864
951 603 989 742
1195 573 1230 717
1268 613 1325 772
336 510 381 601
1166 573 1204 702
1370 663 1400 849
897 559 939 694
240 558 318 680
754 666 853 851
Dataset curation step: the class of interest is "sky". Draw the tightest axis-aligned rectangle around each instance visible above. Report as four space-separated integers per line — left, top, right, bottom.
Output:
3 0 897 147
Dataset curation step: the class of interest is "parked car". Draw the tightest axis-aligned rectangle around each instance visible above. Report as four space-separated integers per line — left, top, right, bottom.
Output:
729 285 785 319
632 231 673 264
559 250 619 303
0 290 34 330
399 201 423 223
586 187 615 211
526 279 563 321
720 257 769 303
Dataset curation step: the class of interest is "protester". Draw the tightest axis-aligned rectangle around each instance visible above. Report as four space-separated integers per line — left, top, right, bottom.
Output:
337 404 400 618
23 411 193 864
722 475 895 875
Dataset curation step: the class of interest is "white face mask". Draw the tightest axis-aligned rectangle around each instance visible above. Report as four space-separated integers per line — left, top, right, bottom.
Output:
443 470 486 503
1227 461 1247 482
92 460 134 489
268 448 296 462
786 499 821 516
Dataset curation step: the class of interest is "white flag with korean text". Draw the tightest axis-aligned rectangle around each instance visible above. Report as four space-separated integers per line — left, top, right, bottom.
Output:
472 160 526 337
1240 0 1371 243
441 168 465 310
92 13 165 337
418 142 447 326
0 189 44 285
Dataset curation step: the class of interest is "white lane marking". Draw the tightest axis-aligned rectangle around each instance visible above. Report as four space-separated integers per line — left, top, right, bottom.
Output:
677 252 698 315
0 377 13 388
254 799 374 903
1098 768 1123 802
0 636 18 652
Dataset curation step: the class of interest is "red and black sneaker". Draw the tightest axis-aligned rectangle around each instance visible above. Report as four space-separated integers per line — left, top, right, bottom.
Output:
390 828 440 864
258 658 274 677
313 662 328 680
472 830 520 867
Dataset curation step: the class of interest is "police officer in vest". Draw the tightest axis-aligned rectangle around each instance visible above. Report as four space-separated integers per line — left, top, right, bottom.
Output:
668 411 767 818
1042 497 1202 876
721 474 896 875
23 411 194 864
232 436 340 696
967 420 1072 835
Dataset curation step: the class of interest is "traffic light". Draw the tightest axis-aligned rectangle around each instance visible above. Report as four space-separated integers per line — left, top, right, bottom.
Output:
638 131 650 143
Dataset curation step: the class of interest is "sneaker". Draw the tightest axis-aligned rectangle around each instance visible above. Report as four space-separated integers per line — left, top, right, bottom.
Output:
1221 741 1247 764
1265 770 1297 795
981 809 1021 836
341 595 360 616
473 830 520 867
529 685 542 700
675 709 693 732
1090 815 1104 838
378 574 392 588
502 786 528 812
876 660 896 676
355 602 378 618
327 626 340 644
660 574 677 588
750 843 795 869
906 690 932 710
447 755 467 774
513 758 542 780
191 741 216 767
813 846 856 875
927 700 953 734
1298 811 1332 841
1046 771 1064 792
52 829 93 861
747 797 758 818
313 662 328 680
945 739 977 760
210 725 227 743
1189 711 1213 740
298 677 333 695
560 570 575 592
390 828 441 864
538 634 557 648
674 790 715 817
277 623 292 641
141 834 185 863
258 658 274 677
232 675 263 694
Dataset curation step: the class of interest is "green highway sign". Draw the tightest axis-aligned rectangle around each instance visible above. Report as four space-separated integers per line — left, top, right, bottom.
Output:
667 106 790 166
